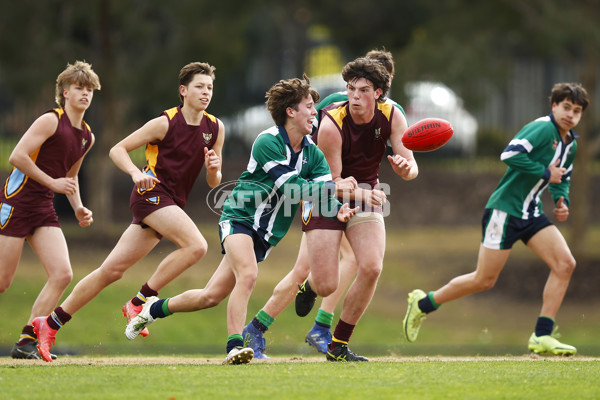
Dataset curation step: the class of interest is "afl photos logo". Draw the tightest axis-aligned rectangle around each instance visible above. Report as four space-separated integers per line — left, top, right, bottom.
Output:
206 180 280 220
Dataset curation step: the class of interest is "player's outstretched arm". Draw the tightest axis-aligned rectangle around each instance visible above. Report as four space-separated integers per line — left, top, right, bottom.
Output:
387 154 417 180
388 111 418 180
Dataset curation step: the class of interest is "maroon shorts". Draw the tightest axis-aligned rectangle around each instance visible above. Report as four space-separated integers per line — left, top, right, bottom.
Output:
301 200 346 231
0 201 59 237
300 200 383 232
130 185 179 226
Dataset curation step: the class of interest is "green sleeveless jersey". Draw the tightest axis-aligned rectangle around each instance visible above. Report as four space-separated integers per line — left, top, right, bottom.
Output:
220 126 341 246
486 114 576 219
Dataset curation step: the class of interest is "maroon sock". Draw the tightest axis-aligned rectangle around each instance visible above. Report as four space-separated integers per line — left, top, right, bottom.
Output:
47 307 72 330
332 319 355 345
131 283 158 306
17 325 36 345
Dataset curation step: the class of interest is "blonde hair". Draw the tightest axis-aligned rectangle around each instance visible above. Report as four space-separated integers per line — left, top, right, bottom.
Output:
55 61 101 107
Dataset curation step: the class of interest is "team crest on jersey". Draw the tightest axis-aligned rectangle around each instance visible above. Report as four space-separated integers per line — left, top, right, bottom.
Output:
202 132 212 143
302 156 308 168
374 128 381 140
552 139 558 150
81 138 88 149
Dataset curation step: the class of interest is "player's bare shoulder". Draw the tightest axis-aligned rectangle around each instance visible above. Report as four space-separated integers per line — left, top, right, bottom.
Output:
316 116 342 147
142 114 171 142
32 111 61 135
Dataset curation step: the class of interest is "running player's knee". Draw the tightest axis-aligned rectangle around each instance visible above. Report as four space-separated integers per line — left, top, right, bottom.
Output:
553 255 576 279
235 265 258 292
100 265 126 283
475 276 497 291
188 238 208 262
312 280 337 297
566 256 576 274
199 291 225 308
359 261 383 284
49 268 73 289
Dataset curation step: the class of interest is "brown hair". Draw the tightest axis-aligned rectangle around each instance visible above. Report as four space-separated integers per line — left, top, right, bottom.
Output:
342 57 390 103
365 48 395 76
55 61 101 107
265 73 320 126
550 83 589 111
178 62 216 103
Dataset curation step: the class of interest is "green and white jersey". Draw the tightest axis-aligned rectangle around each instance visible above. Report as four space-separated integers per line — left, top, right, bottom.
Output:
316 91 406 119
220 126 341 246
486 114 576 219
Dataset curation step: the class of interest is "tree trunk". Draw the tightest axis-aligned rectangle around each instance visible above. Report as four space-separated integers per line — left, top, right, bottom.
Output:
568 49 598 262
89 0 119 236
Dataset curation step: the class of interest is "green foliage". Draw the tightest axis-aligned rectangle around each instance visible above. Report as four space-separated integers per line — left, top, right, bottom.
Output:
0 138 17 171
391 0 600 112
2 360 600 400
304 0 428 53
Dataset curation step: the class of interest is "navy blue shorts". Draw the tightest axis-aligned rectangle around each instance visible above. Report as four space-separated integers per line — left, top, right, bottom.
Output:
218 219 272 262
481 208 553 250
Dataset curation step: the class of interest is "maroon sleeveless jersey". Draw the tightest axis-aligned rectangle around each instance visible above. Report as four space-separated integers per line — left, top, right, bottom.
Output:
315 101 394 187
139 106 220 208
0 108 93 209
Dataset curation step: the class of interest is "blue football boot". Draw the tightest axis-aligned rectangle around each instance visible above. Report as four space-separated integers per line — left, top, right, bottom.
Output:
242 322 270 359
305 324 332 354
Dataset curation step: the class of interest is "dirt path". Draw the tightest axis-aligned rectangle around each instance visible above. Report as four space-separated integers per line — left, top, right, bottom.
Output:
2 354 598 366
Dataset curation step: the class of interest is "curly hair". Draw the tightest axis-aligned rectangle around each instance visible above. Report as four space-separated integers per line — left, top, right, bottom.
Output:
342 57 390 103
365 48 394 76
265 73 320 127
55 61 101 108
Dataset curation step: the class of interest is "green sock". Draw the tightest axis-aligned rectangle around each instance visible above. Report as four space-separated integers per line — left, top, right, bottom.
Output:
227 334 244 353
428 292 440 309
315 309 334 327
256 309 275 328
161 298 172 316
228 333 243 342
150 298 172 318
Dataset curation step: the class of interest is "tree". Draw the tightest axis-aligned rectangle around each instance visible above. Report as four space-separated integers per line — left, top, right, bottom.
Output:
0 0 309 232
391 0 600 261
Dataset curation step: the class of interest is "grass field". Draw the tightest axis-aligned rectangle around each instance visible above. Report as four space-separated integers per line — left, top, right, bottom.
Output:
1 224 600 399
2 356 599 399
